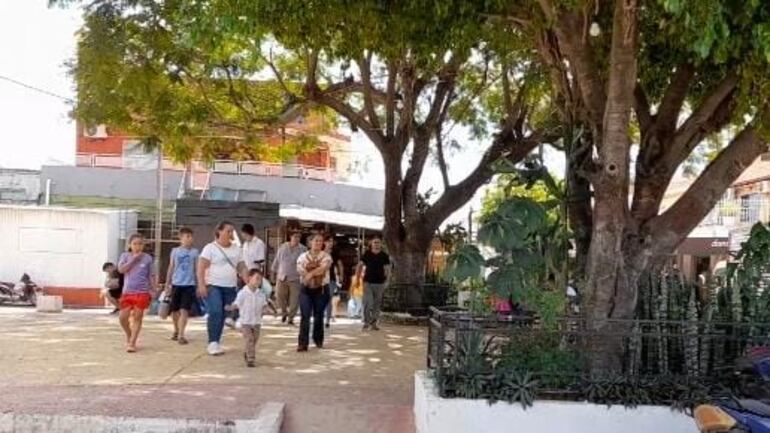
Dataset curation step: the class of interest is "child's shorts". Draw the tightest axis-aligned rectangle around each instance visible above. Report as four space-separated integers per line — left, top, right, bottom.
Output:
120 292 152 310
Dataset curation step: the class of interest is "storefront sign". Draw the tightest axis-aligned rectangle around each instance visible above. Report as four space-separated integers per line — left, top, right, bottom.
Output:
676 237 730 255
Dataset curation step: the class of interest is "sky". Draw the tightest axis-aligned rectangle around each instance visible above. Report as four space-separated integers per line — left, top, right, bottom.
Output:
0 1 563 229
0 1 80 169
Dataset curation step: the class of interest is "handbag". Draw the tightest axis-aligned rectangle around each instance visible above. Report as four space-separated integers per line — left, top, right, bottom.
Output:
158 292 171 320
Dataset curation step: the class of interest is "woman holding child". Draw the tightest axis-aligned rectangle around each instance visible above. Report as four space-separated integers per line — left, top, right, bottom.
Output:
296 234 333 352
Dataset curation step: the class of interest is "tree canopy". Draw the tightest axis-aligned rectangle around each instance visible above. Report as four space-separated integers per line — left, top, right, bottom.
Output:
58 2 558 273
67 0 332 161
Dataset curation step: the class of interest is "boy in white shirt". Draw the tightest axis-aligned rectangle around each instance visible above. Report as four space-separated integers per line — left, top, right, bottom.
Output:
226 268 267 367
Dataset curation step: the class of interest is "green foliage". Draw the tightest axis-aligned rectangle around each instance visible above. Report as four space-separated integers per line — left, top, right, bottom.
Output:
438 223 468 254
61 0 330 162
446 165 570 322
499 335 578 380
637 0 770 126
444 244 484 283
436 320 724 409
723 222 770 324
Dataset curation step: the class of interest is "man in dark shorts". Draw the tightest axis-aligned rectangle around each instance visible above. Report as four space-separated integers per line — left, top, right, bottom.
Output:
102 262 123 314
165 227 200 345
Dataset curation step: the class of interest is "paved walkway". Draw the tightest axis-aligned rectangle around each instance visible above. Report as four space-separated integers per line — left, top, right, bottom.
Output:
0 307 424 433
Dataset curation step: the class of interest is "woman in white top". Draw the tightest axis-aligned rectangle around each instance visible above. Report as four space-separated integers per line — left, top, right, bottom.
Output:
296 233 332 351
197 221 245 356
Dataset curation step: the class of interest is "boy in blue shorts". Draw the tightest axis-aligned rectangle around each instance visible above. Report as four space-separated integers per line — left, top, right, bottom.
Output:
165 227 199 345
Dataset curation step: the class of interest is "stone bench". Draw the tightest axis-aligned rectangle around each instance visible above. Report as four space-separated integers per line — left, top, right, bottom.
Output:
36 295 63 313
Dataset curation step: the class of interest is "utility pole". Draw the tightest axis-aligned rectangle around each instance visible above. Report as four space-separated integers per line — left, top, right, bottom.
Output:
155 143 163 276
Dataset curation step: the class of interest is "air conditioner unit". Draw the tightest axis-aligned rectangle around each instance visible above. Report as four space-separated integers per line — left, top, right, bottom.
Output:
84 124 108 139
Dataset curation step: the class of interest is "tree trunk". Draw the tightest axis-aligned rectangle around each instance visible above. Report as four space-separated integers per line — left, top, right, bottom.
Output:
390 245 429 285
584 233 649 374
386 237 431 314
565 127 593 278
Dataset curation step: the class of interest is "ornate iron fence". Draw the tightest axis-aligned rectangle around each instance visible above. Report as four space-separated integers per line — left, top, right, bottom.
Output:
382 283 452 316
427 307 770 407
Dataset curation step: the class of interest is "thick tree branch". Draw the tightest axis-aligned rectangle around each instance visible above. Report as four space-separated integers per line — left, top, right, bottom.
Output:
424 128 547 225
655 63 694 133
634 65 694 175
259 48 298 101
668 72 738 162
539 1 606 138
402 129 432 225
357 52 382 133
435 90 454 191
303 54 386 149
395 62 419 152
535 29 576 115
222 65 256 123
306 50 319 86
631 94 736 223
597 0 637 187
316 93 384 150
322 78 389 101
633 84 652 135
650 123 768 254
382 155 404 247
422 54 464 130
385 61 398 138
401 54 464 225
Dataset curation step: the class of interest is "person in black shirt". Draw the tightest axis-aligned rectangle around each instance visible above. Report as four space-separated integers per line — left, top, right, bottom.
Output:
355 237 391 331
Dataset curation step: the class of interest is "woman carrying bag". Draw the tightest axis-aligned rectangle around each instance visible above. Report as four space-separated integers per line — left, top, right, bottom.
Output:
296 234 332 352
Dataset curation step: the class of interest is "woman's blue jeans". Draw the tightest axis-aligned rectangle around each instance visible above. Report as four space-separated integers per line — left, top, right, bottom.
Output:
206 285 237 343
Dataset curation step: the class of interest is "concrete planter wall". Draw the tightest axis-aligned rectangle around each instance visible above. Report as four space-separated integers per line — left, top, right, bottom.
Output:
414 371 699 433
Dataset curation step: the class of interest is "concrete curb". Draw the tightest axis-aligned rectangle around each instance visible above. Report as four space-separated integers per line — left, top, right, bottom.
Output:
0 402 285 433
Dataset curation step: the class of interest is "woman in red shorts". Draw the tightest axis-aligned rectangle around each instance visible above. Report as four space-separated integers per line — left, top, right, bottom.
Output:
117 233 157 352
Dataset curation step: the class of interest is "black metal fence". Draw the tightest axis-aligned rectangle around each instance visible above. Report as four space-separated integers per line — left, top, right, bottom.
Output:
427 307 770 407
382 283 452 316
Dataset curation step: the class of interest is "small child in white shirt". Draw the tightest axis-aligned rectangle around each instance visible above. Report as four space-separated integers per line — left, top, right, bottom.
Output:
226 269 267 367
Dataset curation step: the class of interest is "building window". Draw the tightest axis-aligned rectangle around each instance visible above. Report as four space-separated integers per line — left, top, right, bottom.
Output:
740 193 761 223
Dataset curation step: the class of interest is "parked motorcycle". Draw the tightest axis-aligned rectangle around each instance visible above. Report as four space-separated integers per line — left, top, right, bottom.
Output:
0 273 41 306
694 347 770 433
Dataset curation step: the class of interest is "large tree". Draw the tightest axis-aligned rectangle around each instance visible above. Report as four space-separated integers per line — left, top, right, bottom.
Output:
502 0 770 370
59 0 557 287
245 0 558 286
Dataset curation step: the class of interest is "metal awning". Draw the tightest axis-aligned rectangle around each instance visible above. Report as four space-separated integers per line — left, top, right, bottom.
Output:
279 205 383 231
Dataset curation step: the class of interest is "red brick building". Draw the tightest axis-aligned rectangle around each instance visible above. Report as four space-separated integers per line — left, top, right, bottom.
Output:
76 115 346 170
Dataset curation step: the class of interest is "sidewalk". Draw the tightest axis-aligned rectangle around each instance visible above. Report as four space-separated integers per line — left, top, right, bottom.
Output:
0 307 423 433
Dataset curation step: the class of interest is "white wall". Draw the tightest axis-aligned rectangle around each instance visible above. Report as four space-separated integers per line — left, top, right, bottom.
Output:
414 371 699 433
0 206 136 288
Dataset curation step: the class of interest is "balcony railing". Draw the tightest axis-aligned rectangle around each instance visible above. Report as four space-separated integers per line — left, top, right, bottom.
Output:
698 196 770 228
75 153 336 182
